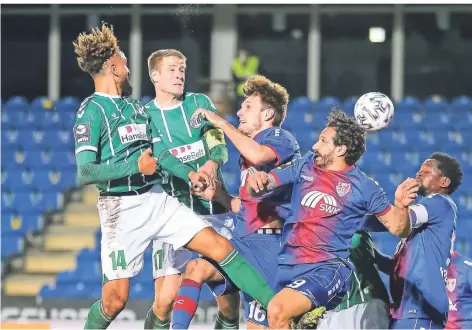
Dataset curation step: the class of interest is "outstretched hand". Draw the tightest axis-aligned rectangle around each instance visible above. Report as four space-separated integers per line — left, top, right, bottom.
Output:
394 177 419 208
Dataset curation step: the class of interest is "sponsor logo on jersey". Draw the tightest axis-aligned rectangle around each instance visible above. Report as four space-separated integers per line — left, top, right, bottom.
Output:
447 278 456 292
275 159 297 171
74 123 91 144
169 140 206 163
301 191 340 215
118 124 148 144
336 182 351 197
449 298 458 312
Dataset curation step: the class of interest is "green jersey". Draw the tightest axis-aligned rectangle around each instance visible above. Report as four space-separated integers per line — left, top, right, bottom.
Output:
145 92 227 215
74 93 160 193
335 231 390 311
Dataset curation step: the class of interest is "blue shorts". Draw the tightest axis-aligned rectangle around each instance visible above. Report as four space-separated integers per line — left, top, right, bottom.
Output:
204 232 281 327
390 318 443 329
276 259 353 311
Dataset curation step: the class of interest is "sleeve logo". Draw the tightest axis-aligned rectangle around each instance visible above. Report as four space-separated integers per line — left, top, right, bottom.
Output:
74 123 91 144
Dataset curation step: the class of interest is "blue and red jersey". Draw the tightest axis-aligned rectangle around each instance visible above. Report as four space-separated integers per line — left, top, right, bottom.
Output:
270 151 391 266
446 252 472 329
234 127 300 238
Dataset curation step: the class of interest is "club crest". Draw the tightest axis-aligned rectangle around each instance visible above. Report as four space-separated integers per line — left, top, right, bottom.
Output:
190 115 203 129
447 278 456 292
336 182 351 197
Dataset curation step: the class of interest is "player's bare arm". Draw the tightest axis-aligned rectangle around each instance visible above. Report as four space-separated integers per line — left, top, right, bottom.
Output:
192 109 277 166
377 177 419 238
246 171 279 197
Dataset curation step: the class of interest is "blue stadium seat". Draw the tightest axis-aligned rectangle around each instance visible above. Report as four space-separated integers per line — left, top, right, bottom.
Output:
390 111 424 130
317 97 341 115
395 96 421 113
451 96 472 113
224 115 239 128
1 213 43 235
38 111 62 129
7 111 39 129
342 96 358 116
423 111 452 130
3 96 29 113
450 110 472 132
50 150 76 170
1 234 24 259
58 111 76 130
31 96 54 112
2 191 60 214
55 96 80 112
423 95 449 113
288 97 314 113
42 129 75 150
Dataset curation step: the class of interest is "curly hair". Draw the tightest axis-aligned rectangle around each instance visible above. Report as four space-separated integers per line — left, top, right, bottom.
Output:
243 75 289 126
327 108 366 165
430 152 462 194
73 22 118 76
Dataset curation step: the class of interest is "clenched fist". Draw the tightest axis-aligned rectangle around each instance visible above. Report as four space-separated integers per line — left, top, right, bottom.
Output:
138 148 157 175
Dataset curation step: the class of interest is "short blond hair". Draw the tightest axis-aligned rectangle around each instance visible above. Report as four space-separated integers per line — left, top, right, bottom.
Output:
73 23 118 76
243 75 289 126
147 49 186 79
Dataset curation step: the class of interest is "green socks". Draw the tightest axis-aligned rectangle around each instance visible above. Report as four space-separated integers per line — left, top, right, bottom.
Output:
144 308 170 329
214 311 239 329
84 300 113 329
219 249 275 309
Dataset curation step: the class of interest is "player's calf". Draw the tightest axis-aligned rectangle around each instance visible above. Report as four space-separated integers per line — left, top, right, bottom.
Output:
84 278 130 329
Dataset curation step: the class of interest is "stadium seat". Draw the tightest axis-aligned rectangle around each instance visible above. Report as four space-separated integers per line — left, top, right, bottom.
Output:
395 96 421 113
451 96 472 113
31 96 54 112
1 235 24 259
317 97 341 115
3 96 29 113
423 95 449 113
1 213 43 235
342 96 358 116
288 97 314 114
55 96 80 112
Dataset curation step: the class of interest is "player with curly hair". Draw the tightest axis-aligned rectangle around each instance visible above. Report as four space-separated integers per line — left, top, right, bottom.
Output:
245 108 420 328
73 23 277 329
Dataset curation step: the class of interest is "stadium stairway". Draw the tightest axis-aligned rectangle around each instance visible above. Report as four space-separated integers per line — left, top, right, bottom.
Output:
3 185 100 296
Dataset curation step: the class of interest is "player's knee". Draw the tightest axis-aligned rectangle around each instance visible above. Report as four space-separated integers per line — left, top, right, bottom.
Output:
184 258 212 283
267 300 287 328
102 288 128 318
206 234 233 262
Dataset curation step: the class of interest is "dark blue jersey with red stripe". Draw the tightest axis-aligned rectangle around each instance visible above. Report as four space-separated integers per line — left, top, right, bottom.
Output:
234 127 300 238
271 152 391 266
390 194 457 325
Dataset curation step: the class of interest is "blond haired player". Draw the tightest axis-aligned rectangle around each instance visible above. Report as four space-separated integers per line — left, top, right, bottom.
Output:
73 23 276 329
143 49 240 329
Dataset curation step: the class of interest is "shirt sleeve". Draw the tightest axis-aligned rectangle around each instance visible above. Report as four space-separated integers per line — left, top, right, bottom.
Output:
363 176 392 216
74 101 102 156
409 194 454 228
261 128 300 166
270 155 305 187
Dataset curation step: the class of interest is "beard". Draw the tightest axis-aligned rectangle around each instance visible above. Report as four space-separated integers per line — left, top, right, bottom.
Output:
418 184 427 196
120 77 133 97
315 152 334 168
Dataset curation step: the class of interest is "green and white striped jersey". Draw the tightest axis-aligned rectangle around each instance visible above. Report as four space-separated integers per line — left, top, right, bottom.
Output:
335 231 390 311
74 93 160 193
145 92 228 215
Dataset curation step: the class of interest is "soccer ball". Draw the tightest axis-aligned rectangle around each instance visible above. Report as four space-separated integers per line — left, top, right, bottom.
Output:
354 92 394 132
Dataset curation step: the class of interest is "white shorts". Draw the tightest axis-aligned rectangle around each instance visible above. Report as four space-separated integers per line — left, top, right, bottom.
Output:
317 298 390 329
152 213 235 279
97 184 210 281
